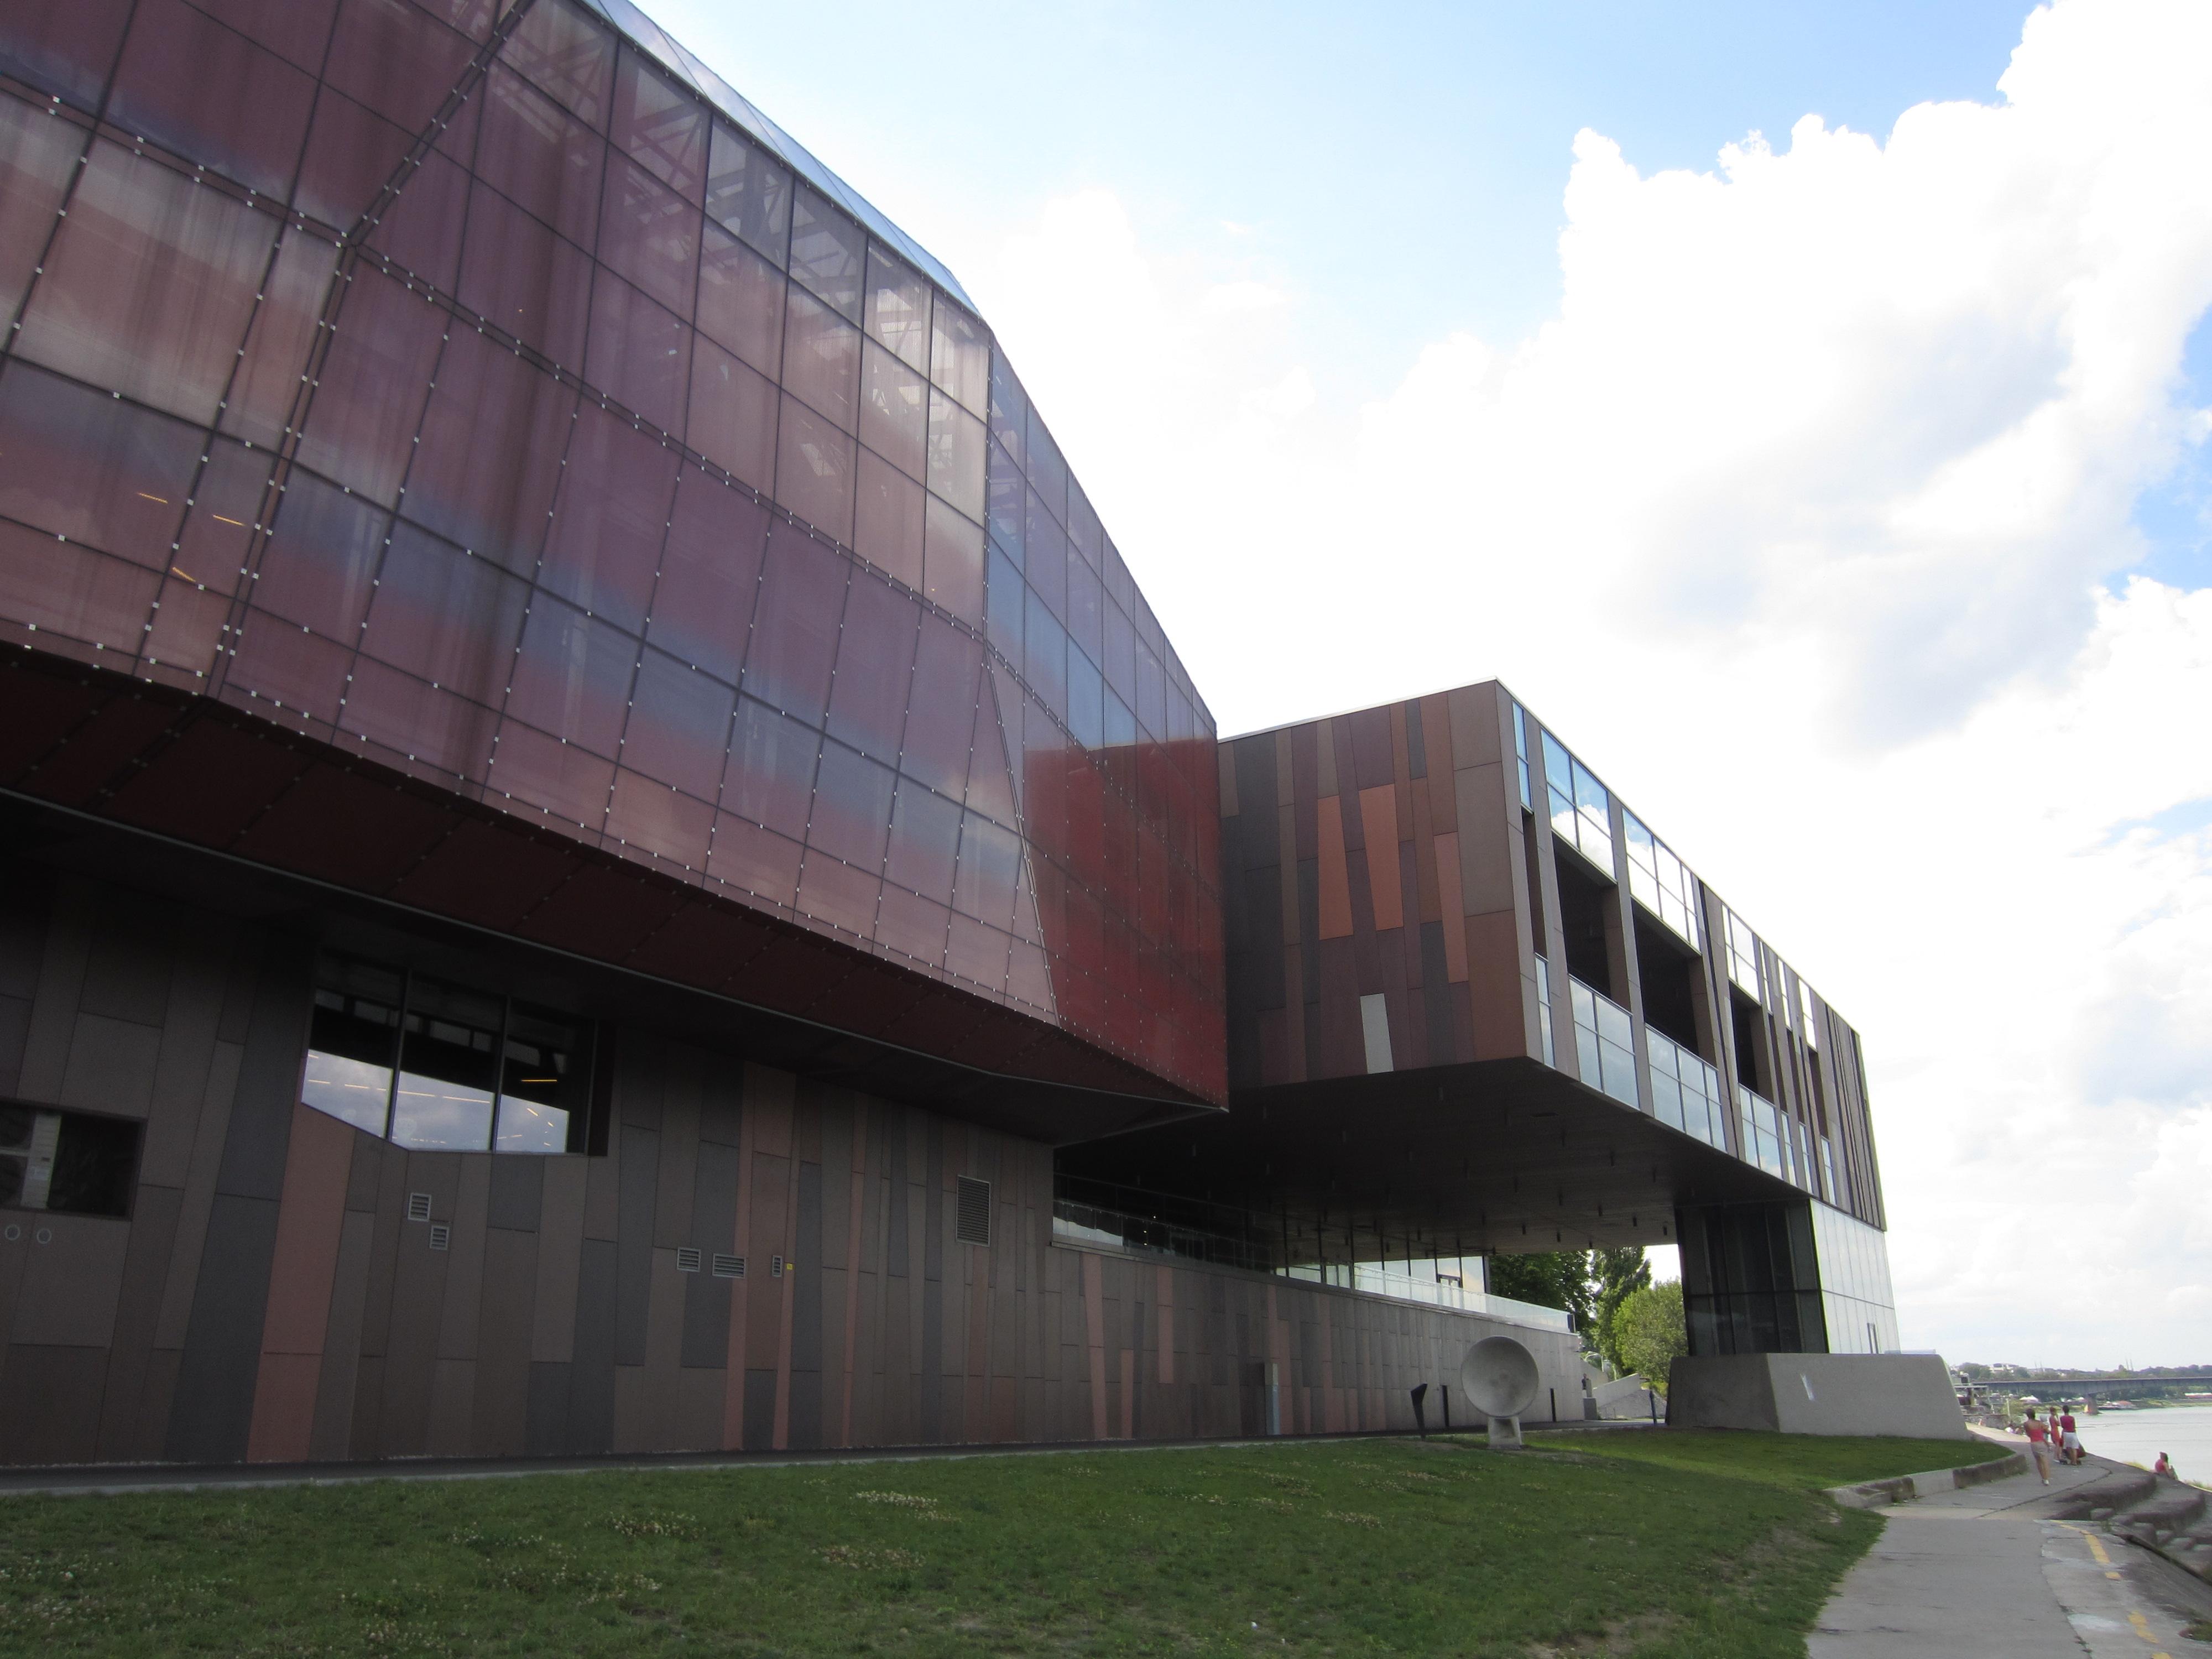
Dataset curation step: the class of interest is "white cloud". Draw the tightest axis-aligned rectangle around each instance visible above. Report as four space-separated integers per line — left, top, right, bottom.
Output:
971 0 2212 1364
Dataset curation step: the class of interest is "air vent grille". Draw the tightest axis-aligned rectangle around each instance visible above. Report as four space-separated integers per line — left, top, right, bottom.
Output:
956 1176 991 1246
712 1254 745 1279
676 1246 701 1273
407 1192 432 1222
429 1224 451 1251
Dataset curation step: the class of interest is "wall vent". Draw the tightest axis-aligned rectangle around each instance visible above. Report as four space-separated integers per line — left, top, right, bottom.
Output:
407 1192 432 1222
956 1176 992 1246
676 1246 701 1273
712 1254 745 1279
428 1224 451 1251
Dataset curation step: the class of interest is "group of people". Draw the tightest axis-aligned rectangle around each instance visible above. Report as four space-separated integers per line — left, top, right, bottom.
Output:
2020 1406 2083 1483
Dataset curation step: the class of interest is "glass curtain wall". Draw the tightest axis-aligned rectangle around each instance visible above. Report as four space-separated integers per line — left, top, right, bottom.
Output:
0 0 1225 1100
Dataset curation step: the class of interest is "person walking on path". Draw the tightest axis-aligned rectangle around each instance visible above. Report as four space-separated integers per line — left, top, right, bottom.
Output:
2022 1408 2052 1484
2057 1406 2081 1467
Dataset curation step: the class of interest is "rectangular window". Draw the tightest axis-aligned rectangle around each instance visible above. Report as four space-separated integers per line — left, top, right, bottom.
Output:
1623 810 1701 948
1540 729 1614 875
956 1175 992 1246
1724 907 1761 997
1532 956 1556 1068
0 1104 140 1218
302 954 602 1155
1511 701 1531 811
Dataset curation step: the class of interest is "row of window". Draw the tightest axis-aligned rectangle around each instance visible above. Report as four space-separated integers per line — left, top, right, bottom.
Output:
302 956 602 1156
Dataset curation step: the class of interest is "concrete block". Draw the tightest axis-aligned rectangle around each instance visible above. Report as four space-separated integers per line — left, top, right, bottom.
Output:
1669 1352 1974 1439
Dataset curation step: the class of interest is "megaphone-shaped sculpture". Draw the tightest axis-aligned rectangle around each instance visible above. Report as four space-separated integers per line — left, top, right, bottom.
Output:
1458 1334 1541 1450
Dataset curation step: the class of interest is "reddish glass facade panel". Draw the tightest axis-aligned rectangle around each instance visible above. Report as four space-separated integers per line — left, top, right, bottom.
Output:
0 0 1224 1104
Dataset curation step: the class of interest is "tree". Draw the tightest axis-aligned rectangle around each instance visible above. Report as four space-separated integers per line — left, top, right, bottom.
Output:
1610 1282 1686 1393
1486 1250 1596 1334
1590 1246 1651 1376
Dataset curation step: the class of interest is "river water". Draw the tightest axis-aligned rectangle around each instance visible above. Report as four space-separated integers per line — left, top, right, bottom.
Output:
2076 1402 2212 1482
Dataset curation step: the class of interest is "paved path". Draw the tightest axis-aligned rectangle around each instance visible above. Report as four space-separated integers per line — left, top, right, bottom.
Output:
1811 1451 2211 1657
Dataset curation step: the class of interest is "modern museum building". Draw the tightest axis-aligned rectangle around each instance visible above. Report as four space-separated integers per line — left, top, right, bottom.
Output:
0 0 1897 1467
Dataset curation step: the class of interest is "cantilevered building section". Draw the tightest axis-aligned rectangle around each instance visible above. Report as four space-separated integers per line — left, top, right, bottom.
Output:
0 0 1890 1468
1066 681 1900 1359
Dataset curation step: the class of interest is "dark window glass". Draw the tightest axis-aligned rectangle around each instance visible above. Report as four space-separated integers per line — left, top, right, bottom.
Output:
705 119 791 264
39 1112 139 1218
496 1003 592 1154
0 0 134 109
788 187 862 321
0 93 84 325
303 954 403 1134
393 975 502 1151
1026 410 1069 526
610 44 707 202
953 811 1019 930
1027 496 1068 620
1067 546 1103 664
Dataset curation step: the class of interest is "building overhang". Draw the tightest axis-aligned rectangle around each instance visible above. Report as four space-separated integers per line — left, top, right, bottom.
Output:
1061 1056 1809 1256
0 650 1217 1143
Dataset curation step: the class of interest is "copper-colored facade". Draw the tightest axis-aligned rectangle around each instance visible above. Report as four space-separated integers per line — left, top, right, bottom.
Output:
0 0 1889 1469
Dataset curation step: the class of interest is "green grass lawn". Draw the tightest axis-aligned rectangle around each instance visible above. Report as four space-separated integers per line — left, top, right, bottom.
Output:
0 1431 1970 1658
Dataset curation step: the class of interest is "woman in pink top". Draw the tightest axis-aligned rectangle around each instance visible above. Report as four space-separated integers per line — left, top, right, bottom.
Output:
2022 1409 2052 1484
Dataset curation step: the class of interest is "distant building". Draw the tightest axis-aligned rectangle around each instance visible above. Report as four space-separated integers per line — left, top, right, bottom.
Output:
0 0 1892 1467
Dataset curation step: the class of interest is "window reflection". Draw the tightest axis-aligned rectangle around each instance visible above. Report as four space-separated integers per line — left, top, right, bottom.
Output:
394 976 502 1151
303 957 404 1135
1540 730 1613 874
1624 810 1700 948
301 954 598 1156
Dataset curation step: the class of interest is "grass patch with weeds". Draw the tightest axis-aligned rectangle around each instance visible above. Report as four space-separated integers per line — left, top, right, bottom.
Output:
0 1430 1970 1657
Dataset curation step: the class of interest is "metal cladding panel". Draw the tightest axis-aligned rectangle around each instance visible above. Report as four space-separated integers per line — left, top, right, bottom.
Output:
0 0 1223 1109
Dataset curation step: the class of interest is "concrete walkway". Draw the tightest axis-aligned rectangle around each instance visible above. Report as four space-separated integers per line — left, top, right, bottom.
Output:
1811 1450 2212 1657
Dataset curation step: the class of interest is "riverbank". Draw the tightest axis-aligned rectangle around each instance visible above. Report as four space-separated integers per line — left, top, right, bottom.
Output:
0 1431 1966 1656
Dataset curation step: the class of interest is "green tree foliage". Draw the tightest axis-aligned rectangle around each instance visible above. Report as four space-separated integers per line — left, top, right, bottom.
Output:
1611 1282 1687 1393
1485 1250 1595 1333
1591 1246 1651 1375
1485 1246 1650 1369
